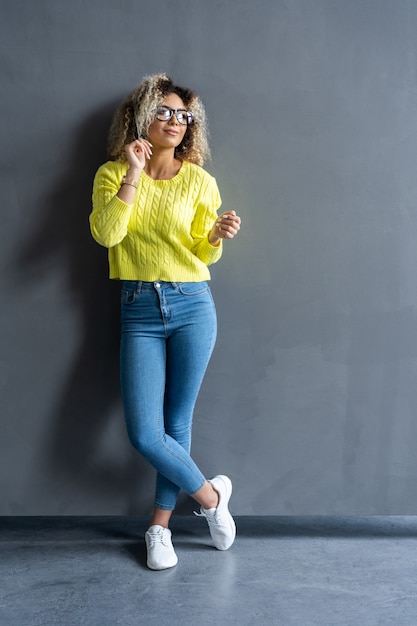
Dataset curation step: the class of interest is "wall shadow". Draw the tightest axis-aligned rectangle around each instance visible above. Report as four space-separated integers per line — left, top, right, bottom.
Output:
16 102 152 512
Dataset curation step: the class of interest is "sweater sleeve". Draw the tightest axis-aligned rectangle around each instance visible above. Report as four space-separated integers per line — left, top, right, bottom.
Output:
90 162 133 248
190 174 223 266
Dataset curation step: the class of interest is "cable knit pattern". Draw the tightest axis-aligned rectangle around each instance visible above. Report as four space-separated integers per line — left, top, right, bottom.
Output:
90 160 223 281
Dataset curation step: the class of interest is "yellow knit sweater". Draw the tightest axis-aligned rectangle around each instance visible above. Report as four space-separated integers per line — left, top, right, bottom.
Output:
90 159 223 281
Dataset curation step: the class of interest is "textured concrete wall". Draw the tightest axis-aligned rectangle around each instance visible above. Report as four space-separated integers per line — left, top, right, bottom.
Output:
2 0 417 514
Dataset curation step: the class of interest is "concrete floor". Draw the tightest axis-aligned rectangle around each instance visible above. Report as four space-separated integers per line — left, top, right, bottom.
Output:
1 516 417 625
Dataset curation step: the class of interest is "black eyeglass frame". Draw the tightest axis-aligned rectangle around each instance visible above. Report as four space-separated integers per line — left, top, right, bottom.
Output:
155 105 194 126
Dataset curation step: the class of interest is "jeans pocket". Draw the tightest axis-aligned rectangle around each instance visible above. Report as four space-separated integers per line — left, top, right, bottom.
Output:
177 281 209 296
121 285 137 305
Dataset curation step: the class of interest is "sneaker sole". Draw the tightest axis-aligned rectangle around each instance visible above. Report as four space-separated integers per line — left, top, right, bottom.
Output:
209 475 236 550
147 557 178 571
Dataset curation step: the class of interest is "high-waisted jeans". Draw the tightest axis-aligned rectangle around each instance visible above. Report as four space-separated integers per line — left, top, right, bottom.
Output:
120 280 217 510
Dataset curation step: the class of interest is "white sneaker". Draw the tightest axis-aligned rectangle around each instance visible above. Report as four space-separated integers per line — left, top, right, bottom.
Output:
195 475 236 550
145 525 178 570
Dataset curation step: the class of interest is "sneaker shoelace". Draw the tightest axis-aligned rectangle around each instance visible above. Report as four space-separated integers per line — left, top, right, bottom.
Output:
194 508 226 526
147 528 170 547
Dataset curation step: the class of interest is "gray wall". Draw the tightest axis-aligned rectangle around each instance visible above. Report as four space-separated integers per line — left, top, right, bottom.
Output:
2 0 417 515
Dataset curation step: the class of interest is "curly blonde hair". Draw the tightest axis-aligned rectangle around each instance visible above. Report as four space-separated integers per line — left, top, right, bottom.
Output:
108 73 210 166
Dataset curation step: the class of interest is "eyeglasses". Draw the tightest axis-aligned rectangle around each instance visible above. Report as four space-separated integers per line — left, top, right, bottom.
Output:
155 105 194 125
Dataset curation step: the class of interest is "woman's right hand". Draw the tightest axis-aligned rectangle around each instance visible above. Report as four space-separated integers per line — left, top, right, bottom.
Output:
116 139 153 203
125 138 153 171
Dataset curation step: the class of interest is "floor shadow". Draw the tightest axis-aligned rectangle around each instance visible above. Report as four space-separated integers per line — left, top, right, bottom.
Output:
233 515 417 538
3 516 417 539
124 541 148 569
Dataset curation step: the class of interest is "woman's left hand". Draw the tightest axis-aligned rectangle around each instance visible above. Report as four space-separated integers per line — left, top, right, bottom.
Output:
209 210 241 245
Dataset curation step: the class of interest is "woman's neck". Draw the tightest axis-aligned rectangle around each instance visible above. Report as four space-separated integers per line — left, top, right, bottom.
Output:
144 149 182 180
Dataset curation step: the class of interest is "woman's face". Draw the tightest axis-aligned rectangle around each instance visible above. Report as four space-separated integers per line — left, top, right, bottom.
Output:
146 93 190 151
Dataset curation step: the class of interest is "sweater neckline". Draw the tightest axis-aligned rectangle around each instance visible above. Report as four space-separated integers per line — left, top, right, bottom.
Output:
140 160 188 185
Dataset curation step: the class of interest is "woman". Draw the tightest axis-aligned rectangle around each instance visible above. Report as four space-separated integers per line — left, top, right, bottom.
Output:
90 73 241 570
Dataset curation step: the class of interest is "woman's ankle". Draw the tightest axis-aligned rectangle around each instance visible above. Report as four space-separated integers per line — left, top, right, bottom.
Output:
202 482 220 509
149 508 173 529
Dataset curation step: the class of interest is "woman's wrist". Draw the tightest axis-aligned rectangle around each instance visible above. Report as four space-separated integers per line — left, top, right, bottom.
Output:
117 167 142 203
208 232 221 246
125 166 142 183
119 167 142 197
121 176 138 188
127 166 142 176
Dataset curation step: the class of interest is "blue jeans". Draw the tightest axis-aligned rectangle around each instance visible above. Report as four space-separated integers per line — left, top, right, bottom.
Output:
120 280 217 510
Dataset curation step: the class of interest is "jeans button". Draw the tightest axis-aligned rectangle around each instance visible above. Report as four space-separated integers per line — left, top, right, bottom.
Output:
155 282 161 288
